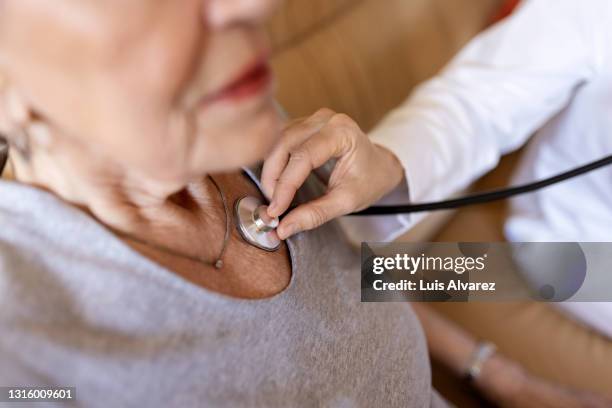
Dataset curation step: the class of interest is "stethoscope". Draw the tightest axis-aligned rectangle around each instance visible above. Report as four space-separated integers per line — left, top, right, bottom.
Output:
235 154 612 251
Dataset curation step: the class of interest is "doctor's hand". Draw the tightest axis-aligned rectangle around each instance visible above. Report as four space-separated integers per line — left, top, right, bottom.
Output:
262 108 405 240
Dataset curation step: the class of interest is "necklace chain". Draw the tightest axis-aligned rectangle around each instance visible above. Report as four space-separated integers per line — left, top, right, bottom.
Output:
113 175 232 269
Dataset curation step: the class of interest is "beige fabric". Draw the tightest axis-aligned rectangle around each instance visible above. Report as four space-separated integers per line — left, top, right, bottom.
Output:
267 0 355 52
269 0 501 131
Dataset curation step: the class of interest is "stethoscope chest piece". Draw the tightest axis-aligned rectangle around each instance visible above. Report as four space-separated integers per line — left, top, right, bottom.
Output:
234 196 281 252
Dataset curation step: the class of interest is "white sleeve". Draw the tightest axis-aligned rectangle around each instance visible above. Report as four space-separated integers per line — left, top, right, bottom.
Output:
340 0 601 244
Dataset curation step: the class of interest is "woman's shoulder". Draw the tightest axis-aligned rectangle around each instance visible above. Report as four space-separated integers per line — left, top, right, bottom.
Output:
0 182 41 265
0 180 101 274
0 181 59 250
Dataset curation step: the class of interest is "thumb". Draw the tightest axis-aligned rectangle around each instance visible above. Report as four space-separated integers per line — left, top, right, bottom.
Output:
276 188 356 239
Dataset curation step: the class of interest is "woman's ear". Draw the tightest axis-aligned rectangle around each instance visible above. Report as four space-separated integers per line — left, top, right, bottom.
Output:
0 74 53 180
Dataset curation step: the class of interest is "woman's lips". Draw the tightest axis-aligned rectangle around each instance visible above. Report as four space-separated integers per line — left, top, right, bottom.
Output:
199 61 272 109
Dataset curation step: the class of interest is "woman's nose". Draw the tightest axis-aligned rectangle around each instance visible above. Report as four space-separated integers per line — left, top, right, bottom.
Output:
204 0 281 29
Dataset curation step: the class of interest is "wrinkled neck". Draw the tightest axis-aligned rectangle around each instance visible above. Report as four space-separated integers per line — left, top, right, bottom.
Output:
9 136 227 262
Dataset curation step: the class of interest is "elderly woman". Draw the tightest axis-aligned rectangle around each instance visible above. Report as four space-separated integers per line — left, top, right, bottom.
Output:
0 1 442 407
0 1 610 408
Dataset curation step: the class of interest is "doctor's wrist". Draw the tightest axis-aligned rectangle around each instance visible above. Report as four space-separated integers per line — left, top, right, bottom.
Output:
372 144 405 196
473 353 526 404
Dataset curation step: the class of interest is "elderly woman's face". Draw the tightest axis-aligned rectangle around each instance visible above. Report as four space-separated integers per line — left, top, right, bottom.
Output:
0 0 281 183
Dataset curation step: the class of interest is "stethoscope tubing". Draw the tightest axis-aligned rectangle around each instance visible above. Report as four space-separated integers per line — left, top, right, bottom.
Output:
347 154 612 216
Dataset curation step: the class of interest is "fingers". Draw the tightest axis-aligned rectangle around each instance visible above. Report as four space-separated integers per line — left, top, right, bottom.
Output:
276 186 356 239
261 108 335 199
263 109 369 239
268 123 350 218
